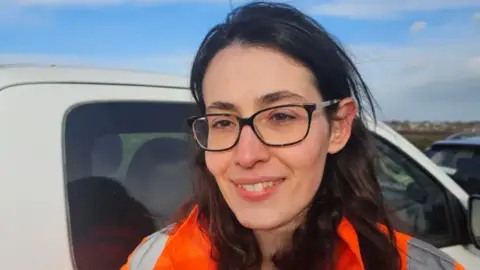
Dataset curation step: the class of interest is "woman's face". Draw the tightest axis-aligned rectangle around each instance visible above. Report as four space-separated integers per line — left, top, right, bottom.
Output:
202 44 354 230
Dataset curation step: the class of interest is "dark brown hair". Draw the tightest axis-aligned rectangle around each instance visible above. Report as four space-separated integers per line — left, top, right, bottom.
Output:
175 2 401 270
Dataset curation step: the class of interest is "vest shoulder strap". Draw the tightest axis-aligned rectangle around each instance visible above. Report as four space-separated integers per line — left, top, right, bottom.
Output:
405 237 463 270
128 225 174 270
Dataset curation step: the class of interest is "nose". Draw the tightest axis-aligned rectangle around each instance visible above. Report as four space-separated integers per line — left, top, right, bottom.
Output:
233 126 270 169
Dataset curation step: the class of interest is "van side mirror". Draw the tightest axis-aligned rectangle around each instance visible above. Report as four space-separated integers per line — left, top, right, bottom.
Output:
468 195 480 249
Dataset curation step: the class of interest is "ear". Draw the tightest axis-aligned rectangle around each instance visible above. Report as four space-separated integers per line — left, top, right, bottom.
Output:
327 98 358 154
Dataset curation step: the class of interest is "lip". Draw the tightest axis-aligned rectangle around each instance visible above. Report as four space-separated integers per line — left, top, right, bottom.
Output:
231 177 284 202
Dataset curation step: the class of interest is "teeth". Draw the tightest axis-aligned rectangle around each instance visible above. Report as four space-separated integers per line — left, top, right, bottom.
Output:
243 185 255 192
263 182 273 188
240 181 276 192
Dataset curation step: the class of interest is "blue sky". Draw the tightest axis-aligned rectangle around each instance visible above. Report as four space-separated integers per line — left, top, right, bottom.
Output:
1 0 480 121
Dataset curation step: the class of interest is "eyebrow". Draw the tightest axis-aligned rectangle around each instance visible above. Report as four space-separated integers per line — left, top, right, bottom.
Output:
206 101 237 112
257 90 306 105
205 90 306 113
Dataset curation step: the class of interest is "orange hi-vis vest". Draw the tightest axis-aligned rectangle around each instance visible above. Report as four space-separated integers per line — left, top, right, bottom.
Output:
121 206 465 270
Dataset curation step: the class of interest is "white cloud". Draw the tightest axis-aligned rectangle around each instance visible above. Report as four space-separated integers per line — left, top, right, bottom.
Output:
466 56 480 76
312 0 480 20
409 21 427 33
8 0 245 7
0 1 54 25
13 0 126 5
474 11 480 21
349 34 480 120
0 2 25 24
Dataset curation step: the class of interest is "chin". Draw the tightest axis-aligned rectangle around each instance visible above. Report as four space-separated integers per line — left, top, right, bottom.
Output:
233 209 286 231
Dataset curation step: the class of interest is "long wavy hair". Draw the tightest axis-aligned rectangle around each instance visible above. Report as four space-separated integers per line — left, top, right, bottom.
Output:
174 2 401 270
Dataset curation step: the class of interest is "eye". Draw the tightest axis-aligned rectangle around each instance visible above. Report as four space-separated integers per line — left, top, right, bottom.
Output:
212 119 235 128
270 112 296 121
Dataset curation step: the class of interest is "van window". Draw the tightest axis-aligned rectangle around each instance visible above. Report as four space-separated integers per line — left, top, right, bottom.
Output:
64 101 198 270
428 144 480 194
375 138 454 246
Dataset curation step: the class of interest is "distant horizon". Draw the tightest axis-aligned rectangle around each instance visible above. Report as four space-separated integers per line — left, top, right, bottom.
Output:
384 120 480 123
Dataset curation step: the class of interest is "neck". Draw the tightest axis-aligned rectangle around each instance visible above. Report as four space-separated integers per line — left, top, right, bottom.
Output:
253 210 307 261
254 227 292 260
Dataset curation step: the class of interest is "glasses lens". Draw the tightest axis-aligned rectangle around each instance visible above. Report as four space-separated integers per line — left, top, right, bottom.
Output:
192 114 239 150
254 105 310 145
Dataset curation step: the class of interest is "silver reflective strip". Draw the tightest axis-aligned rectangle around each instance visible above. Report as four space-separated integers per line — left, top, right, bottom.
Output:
406 237 456 270
129 231 169 270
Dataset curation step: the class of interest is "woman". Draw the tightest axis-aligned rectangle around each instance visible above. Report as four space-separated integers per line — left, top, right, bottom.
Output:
122 2 465 270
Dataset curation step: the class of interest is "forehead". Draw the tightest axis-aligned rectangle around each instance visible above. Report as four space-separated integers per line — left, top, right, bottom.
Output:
202 45 321 109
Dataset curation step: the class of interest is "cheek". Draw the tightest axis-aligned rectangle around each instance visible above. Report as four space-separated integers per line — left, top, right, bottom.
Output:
205 152 231 180
277 126 330 180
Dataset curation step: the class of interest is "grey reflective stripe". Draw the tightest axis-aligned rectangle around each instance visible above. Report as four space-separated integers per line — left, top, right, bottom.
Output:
129 231 169 270
406 237 457 269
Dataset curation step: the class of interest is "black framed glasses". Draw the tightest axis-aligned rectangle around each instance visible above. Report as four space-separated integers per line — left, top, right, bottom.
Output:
186 99 340 151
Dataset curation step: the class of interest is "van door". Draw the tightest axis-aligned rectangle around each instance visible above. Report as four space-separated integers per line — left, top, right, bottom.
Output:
374 135 480 268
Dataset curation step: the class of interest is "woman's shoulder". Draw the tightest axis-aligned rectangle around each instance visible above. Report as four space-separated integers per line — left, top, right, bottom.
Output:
122 207 210 270
339 218 465 270
121 224 175 270
391 230 465 270
123 220 213 270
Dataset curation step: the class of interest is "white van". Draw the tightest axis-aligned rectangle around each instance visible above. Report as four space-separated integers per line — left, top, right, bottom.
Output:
1 65 479 269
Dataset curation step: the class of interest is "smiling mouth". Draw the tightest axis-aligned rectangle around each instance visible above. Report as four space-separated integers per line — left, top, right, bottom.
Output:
236 179 283 193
